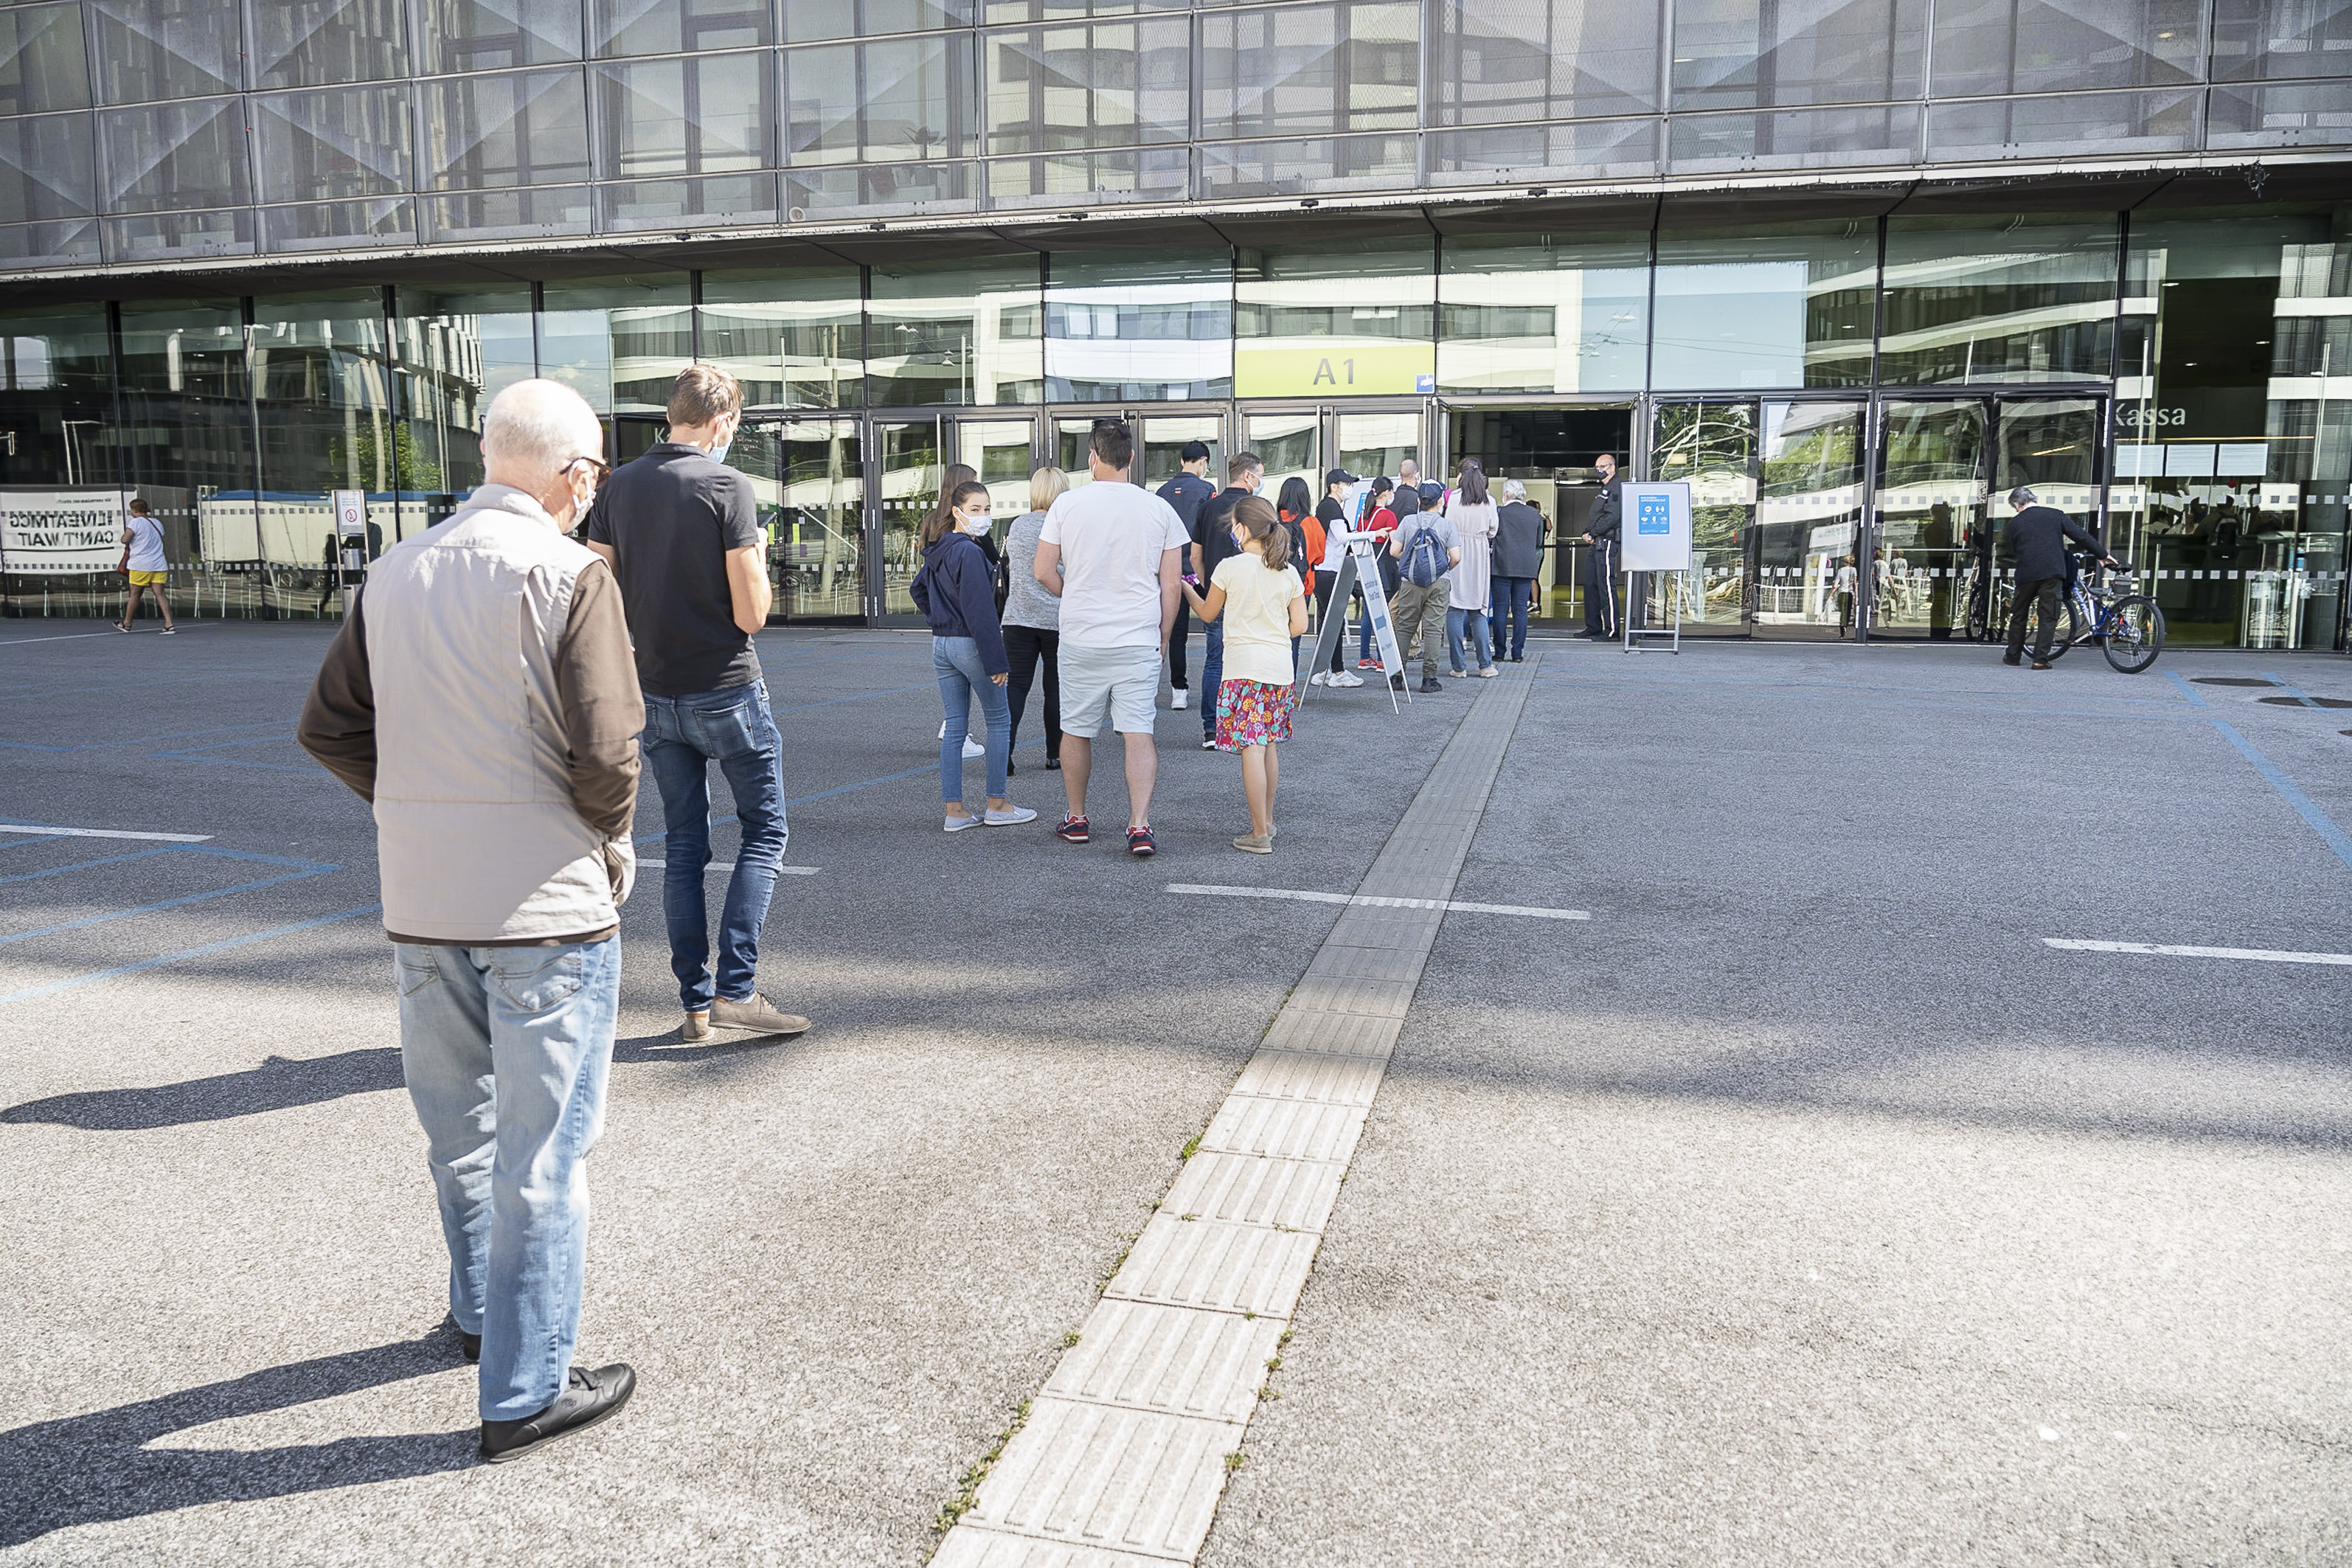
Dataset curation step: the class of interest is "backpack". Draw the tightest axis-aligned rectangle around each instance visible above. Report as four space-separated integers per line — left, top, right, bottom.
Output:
1402 522 1446 588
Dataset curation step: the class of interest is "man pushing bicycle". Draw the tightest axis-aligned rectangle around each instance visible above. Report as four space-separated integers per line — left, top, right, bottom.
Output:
2002 486 2117 670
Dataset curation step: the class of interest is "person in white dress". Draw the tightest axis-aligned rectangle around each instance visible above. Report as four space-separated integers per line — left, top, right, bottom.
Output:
1442 462 1499 677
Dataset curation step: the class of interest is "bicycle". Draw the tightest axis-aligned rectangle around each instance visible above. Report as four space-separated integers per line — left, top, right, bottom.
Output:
2021 553 2166 673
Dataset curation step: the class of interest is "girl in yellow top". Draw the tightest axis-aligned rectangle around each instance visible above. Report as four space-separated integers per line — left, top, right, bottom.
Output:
1180 496 1308 854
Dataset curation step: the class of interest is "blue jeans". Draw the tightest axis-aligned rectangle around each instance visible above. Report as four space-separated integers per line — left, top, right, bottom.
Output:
642 679 790 1013
1199 619 1224 738
1490 576 1533 659
934 635 1010 802
396 937 620 1421
1446 603 1494 673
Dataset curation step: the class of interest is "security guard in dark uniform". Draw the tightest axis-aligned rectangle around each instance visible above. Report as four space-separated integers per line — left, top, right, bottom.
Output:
1578 452 1623 639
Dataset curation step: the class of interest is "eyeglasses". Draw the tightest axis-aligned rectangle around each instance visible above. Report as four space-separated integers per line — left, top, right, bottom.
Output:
565 454 612 487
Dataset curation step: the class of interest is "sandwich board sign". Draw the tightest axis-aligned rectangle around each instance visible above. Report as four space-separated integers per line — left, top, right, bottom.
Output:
1297 533 1406 710
1617 481 1693 652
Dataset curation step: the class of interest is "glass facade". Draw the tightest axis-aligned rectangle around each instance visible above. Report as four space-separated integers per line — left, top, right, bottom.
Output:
3 204 2342 647
0 0 2343 268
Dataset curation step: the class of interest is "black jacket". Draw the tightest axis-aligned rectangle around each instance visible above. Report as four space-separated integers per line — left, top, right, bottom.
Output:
909 532 1008 675
2005 505 2105 586
1586 476 1623 543
1493 502 1545 577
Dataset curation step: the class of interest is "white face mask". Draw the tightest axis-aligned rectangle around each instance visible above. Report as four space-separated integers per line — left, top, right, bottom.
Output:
959 513 992 536
709 440 732 463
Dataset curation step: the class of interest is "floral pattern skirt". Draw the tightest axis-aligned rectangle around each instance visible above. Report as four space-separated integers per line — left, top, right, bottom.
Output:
1214 678 1296 752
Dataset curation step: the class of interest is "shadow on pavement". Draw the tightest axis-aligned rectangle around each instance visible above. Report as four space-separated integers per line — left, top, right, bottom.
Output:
0 1334 474 1549
0 1049 406 1131
1 1034 800 1130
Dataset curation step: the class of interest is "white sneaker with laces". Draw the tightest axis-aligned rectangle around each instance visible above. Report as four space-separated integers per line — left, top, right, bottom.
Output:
1308 670 1328 685
1331 670 1363 687
960 737 984 758
1170 687 1190 710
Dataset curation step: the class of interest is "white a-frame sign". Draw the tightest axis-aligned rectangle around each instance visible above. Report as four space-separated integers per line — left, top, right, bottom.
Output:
1295 535 1406 712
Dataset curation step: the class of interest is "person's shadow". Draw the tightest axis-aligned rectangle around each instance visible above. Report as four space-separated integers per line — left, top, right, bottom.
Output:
0 1333 475 1548
1 1035 776 1131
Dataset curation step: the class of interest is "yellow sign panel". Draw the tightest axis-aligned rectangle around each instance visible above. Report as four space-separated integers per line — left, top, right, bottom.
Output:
1234 343 1436 398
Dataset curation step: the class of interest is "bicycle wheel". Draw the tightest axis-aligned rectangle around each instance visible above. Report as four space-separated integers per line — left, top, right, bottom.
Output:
2102 594 2165 673
2022 591 2082 662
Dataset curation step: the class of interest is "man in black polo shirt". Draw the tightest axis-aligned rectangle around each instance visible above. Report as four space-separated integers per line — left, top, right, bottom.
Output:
1191 451 1263 749
584 365 810 1045
1155 440 1215 711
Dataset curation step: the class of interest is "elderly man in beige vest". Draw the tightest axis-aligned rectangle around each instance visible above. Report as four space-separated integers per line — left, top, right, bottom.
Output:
299 378 645 1465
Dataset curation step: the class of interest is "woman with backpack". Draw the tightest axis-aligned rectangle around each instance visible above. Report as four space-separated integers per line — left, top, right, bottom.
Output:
910 479 1036 832
1442 460 1499 679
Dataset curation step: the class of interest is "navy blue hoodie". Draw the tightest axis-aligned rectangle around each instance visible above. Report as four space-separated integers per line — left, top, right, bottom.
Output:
910 530 1008 676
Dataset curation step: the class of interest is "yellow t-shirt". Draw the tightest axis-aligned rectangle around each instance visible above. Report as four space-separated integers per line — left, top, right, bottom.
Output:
1211 554 1302 686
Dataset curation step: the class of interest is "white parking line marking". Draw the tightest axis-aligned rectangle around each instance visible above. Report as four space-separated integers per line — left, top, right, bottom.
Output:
0 823 215 843
639 860 819 874
2043 937 2352 968
1168 883 1589 921
0 631 128 646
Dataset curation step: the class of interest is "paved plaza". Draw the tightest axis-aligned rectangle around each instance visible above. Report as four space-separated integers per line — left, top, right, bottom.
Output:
2 622 2349 1566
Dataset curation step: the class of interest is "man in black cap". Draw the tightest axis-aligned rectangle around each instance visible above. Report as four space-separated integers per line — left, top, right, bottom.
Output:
2002 485 2115 670
1155 440 1216 710
1309 467 1363 686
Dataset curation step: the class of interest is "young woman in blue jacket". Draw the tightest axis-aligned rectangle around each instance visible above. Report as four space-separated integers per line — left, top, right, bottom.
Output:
911 480 1036 830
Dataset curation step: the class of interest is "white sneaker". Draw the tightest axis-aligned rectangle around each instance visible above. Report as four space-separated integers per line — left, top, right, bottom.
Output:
938 720 948 740
961 737 984 759
944 811 985 832
1309 670 1328 686
1331 670 1363 687
983 805 1037 826
1171 687 1190 710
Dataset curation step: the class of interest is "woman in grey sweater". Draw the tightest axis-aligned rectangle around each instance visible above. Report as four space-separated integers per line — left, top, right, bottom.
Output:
1000 465 1069 774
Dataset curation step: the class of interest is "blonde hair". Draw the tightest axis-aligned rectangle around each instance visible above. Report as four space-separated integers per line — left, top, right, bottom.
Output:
1029 465 1069 513
1231 495 1290 574
667 364 741 428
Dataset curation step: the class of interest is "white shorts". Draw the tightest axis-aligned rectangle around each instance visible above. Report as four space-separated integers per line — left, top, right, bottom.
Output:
1058 642 1162 738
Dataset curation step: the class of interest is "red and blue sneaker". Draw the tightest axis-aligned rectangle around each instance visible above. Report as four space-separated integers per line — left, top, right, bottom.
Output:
1055 815 1090 843
1126 825 1156 858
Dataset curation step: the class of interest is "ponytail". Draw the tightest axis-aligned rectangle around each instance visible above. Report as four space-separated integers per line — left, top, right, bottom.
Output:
1232 495 1290 574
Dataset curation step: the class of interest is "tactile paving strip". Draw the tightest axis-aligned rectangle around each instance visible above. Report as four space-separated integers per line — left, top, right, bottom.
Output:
936 660 1541 1565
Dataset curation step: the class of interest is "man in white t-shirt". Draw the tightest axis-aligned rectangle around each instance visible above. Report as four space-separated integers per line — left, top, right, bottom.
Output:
1033 417 1187 858
116 496 176 634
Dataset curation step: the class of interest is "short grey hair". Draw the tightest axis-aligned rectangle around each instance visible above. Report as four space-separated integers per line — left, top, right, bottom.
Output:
1501 478 1527 502
481 378 604 480
2009 485 2037 506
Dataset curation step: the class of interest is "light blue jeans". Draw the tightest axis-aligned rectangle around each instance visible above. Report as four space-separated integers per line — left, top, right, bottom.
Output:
934 635 1010 803
1446 603 1494 673
397 937 620 1422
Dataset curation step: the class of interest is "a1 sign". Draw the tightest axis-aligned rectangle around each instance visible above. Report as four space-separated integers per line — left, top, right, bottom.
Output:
333 489 365 538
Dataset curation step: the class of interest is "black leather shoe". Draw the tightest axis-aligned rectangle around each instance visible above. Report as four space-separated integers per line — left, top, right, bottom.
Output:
2001 653 2022 666
479 1363 637 1464
1418 676 1443 693
440 1314 481 1363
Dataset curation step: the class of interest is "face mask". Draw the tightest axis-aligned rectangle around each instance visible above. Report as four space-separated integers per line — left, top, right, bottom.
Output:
709 440 732 463
1232 527 1248 549
960 514 992 536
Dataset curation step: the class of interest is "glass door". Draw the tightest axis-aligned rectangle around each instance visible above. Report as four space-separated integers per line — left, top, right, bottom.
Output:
1752 401 1867 640
1137 412 1225 491
1873 399 1990 639
873 417 942 616
950 415 1039 524
738 417 864 622
1243 408 1324 503
1333 408 1420 494
1649 400 1758 636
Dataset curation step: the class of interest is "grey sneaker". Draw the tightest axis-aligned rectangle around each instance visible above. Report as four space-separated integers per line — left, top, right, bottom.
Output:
681 1011 712 1044
710 993 811 1039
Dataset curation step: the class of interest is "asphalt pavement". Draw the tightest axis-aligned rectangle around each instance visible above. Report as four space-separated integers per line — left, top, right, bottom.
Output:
3 620 2348 1565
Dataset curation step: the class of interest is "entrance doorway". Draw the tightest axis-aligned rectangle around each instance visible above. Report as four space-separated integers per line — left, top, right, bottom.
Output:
1445 405 1634 628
